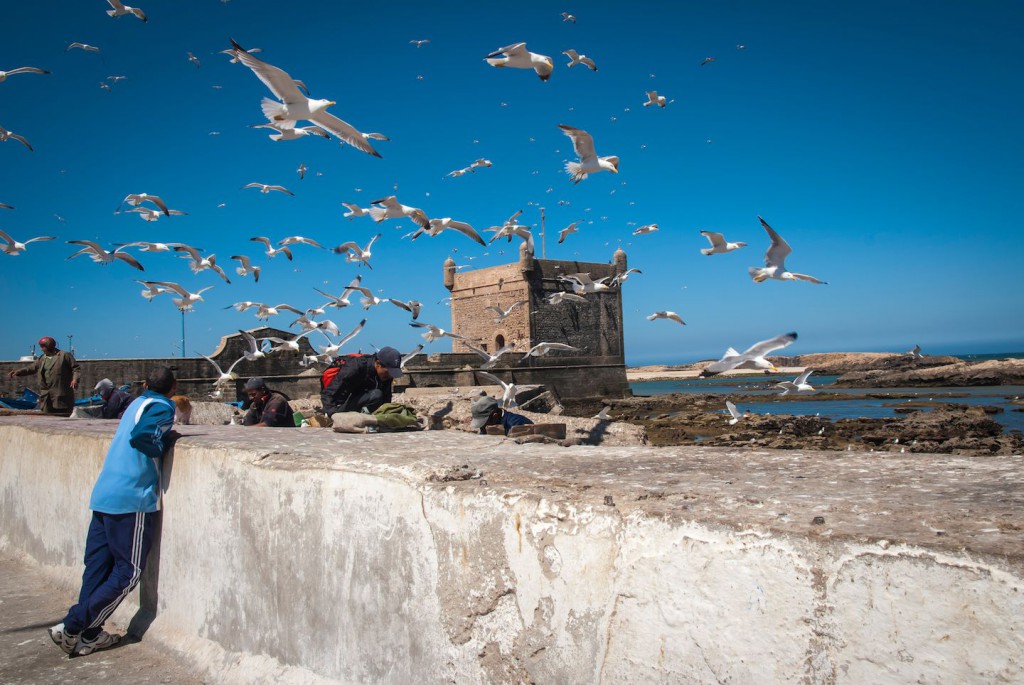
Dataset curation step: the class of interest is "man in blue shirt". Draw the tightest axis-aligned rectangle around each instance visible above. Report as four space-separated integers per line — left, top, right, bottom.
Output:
470 395 533 435
49 367 178 657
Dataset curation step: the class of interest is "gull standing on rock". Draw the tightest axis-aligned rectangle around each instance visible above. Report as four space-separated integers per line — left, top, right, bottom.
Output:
700 230 746 255
700 332 798 377
229 39 383 158
559 125 618 183
749 216 828 284
0 230 55 256
485 43 554 81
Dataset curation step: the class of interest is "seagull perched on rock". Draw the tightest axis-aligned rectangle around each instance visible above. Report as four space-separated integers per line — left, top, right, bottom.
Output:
66 241 144 270
559 124 618 183
643 90 667 108
775 369 815 395
700 332 798 377
250 236 293 260
0 229 55 256
0 124 32 151
520 342 578 359
0 66 50 82
138 281 213 311
562 49 597 71
646 311 685 325
485 43 554 81
106 0 147 21
368 196 429 229
749 216 827 284
243 182 293 196
228 39 382 157
700 230 747 255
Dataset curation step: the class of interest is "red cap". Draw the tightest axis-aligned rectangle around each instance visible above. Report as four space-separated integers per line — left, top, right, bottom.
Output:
38 336 56 348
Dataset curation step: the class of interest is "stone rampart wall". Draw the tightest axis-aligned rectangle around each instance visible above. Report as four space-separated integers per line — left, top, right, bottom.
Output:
1 418 1021 684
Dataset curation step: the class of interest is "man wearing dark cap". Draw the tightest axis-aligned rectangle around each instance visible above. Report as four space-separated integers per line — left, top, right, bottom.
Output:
470 395 533 435
320 346 403 416
8 336 81 416
242 377 296 427
94 379 133 420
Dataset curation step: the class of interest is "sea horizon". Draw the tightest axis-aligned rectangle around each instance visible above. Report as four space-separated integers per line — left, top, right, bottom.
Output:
627 349 1024 368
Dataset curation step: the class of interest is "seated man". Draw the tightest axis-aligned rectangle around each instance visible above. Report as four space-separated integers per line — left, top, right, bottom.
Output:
321 347 403 416
242 377 296 428
94 379 133 420
470 395 533 435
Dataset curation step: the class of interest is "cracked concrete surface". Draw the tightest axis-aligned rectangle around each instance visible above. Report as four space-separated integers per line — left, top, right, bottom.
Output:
1 416 1022 684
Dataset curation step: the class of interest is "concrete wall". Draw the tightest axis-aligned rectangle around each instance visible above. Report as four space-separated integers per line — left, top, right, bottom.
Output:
2 418 1022 684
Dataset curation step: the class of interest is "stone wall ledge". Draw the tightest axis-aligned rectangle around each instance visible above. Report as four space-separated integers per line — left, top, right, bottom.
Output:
2 416 1022 684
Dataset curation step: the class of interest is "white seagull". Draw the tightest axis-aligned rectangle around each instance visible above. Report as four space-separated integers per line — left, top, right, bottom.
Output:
422 217 486 246
118 192 170 215
229 39 382 157
700 332 798 377
410 322 466 343
261 329 316 354
66 241 144 270
646 311 686 325
410 40 431 48
644 91 667 108
484 43 554 82
317 319 366 358
237 330 267 362
388 298 422 320
749 216 828 284
368 196 429 229
475 371 519 409
562 49 597 71
700 230 747 255
313 275 368 309
0 67 50 82
139 281 213 311
199 353 247 386
461 341 517 370
243 182 293 196
561 12 576 23
250 122 330 142
116 241 183 253
0 229 55 256
135 280 174 302
775 369 816 395
341 203 369 220
173 245 231 283
106 0 147 21
558 124 619 183
545 292 587 305
230 254 260 282
66 43 101 53
557 220 580 244
725 401 743 425
0 124 32 151
632 223 658 235
250 236 293 260
521 342 578 359
331 233 381 269
125 207 186 222
485 300 527 323
279 235 323 249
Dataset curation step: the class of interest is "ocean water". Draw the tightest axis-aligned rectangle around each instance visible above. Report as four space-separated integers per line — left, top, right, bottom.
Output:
630 374 1024 434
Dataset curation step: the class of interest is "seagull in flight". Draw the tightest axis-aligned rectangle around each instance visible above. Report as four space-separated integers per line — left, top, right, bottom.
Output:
261 329 316 354
410 39 431 48
520 342 578 359
545 291 587 305
173 245 231 283
66 43 101 53
250 236 293 260
461 341 517 369
749 216 827 284
249 122 330 142
198 352 247 386
316 318 367 357
237 329 267 362
116 241 184 253
0 66 50 82
700 230 747 255
632 224 658 236
557 221 581 244
646 311 685 325
243 182 294 195
0 124 32 151
388 298 422 320
558 124 619 183
124 207 186 222
331 233 381 269
138 281 213 311
228 39 383 157
561 12 577 23
230 254 260 282
485 43 554 81
313 275 368 309
421 217 487 246
0 229 55 256
775 369 816 395
341 202 369 220
562 49 597 71
644 90 667 108
135 280 175 302
700 332 798 377
475 371 519 409
725 401 743 425
106 0 147 21
66 241 144 270
485 300 527 323
278 235 323 249
118 193 170 215
368 196 429 229
410 322 466 343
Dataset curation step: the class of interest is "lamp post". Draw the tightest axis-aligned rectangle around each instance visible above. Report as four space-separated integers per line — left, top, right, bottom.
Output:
180 309 186 358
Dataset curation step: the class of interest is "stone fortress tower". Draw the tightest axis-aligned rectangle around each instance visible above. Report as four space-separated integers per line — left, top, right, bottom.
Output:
444 244 629 362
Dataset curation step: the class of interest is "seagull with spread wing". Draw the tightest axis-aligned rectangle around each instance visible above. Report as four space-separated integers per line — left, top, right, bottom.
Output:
646 311 685 325
700 230 746 255
421 217 486 246
520 342 578 360
485 43 554 81
485 300 527 323
317 319 366 358
250 122 330 142
368 196 429 229
462 341 517 370
137 281 213 311
0 66 50 82
228 39 382 158
558 124 618 183
243 182 293 196
237 330 267 362
0 124 32 151
106 0 147 21
410 322 466 343
775 369 816 395
0 229 55 256
342 202 369 220
261 329 316 354
173 245 231 283
557 220 581 244
700 332 798 377
66 241 144 270
250 236 293 260
331 233 381 269
198 352 247 386
643 91 667 107
230 254 260 282
474 370 519 409
562 49 597 71
749 216 827 284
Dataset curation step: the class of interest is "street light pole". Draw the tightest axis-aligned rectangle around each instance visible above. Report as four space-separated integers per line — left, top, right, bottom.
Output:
180 309 186 358
540 206 546 259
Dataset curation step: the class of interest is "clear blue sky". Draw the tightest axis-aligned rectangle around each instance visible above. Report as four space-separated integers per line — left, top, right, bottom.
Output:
1 1 1021 365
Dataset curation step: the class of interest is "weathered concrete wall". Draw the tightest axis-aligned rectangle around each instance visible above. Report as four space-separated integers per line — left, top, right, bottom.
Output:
1 417 1022 684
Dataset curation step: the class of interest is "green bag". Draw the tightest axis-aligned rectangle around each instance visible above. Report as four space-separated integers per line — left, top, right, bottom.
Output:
372 403 421 430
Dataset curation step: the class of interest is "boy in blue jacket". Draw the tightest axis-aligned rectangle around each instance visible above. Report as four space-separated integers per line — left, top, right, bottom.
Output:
49 367 178 657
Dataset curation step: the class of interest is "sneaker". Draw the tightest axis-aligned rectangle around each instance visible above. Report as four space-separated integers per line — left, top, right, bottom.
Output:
72 630 121 656
48 623 79 655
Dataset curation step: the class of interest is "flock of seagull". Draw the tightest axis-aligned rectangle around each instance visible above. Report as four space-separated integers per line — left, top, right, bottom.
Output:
2 2 834 418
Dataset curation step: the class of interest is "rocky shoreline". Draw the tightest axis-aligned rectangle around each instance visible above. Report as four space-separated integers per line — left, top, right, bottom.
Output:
609 353 1024 456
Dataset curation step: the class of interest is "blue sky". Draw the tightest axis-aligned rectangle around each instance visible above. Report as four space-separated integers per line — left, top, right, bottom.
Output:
1 0 1021 365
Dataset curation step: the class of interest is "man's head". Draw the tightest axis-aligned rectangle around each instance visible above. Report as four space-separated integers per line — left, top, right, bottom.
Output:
471 395 501 430
38 336 57 355
145 367 176 397
374 346 404 381
94 378 115 400
244 376 269 402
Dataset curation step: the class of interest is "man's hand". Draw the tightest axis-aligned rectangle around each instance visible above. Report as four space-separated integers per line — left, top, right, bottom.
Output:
70 379 79 390
7 370 16 378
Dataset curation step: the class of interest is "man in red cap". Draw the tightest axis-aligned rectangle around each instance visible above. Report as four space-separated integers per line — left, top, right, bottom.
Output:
8 336 81 416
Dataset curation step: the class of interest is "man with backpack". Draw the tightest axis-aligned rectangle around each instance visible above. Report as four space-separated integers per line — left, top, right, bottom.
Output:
320 347 403 416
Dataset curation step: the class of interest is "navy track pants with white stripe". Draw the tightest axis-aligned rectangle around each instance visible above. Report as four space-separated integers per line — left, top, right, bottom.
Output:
63 511 156 638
